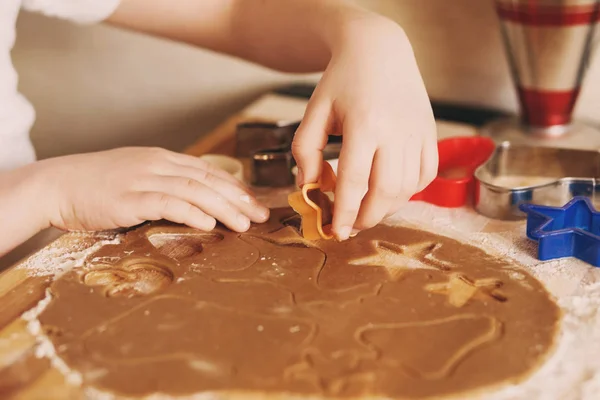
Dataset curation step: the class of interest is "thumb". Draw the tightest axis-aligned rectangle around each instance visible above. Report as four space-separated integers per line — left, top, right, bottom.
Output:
291 97 332 186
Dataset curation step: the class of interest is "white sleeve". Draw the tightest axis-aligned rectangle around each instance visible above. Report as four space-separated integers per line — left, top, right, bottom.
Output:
21 0 122 24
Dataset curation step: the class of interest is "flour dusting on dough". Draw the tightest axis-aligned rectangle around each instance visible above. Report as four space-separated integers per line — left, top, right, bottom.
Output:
17 232 121 278
392 202 600 400
21 236 122 387
17 198 600 400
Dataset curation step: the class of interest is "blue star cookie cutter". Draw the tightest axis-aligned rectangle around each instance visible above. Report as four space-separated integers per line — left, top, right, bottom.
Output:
519 196 600 267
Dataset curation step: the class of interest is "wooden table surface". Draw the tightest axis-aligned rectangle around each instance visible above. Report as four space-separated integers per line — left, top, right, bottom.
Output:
0 91 482 399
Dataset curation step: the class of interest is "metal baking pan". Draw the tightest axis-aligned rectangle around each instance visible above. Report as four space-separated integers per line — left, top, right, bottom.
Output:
474 143 600 220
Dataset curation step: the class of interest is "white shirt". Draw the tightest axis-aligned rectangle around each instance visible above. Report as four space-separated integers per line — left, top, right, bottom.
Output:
0 0 120 171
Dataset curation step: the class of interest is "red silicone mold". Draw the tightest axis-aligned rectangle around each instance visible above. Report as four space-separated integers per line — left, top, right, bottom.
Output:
410 136 496 208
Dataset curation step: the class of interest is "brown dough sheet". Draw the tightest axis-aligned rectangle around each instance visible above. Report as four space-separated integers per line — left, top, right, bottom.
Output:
38 208 560 399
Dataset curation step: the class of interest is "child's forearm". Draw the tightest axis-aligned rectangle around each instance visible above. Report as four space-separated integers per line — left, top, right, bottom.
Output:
106 0 399 73
226 0 400 73
0 166 50 257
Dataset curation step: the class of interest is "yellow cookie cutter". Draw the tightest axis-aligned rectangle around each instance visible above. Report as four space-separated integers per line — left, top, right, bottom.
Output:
288 162 337 240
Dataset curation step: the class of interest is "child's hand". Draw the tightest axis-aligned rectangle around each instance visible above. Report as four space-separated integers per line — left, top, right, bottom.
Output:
34 148 270 233
292 19 438 240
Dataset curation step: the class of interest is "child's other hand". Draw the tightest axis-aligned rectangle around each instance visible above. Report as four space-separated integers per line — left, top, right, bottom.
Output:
292 18 438 240
35 148 270 232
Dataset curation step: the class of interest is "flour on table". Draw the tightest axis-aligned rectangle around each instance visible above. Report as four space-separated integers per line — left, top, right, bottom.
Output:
20 234 122 387
17 232 121 278
392 201 600 400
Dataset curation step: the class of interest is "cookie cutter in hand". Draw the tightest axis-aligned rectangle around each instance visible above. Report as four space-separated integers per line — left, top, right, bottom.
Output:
473 143 600 220
410 136 496 207
288 162 337 240
520 196 600 267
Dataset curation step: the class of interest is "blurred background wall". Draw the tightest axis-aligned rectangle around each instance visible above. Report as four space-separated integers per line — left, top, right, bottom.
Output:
4 0 600 268
12 0 600 161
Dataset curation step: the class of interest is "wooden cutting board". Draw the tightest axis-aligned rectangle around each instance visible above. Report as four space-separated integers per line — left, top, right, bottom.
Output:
0 91 480 399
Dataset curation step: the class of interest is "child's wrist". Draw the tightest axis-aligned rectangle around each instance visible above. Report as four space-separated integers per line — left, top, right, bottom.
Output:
329 10 409 59
13 163 53 232
0 164 53 256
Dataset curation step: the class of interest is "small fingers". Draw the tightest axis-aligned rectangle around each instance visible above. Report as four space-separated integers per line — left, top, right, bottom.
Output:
291 97 332 185
417 133 439 192
138 176 251 232
354 140 422 231
399 142 422 204
332 129 375 241
134 192 217 231
354 148 403 231
167 152 245 187
165 164 269 223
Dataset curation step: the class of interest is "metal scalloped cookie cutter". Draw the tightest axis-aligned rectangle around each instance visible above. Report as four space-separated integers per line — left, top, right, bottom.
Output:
288 162 337 240
236 121 298 187
236 120 342 187
235 121 300 158
251 148 295 187
474 143 600 220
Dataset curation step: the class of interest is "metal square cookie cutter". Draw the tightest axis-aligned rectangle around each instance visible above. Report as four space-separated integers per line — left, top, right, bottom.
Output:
473 143 600 220
235 121 341 187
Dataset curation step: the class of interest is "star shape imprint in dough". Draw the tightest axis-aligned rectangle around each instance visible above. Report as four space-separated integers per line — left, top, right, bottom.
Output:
349 241 440 280
425 274 506 308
